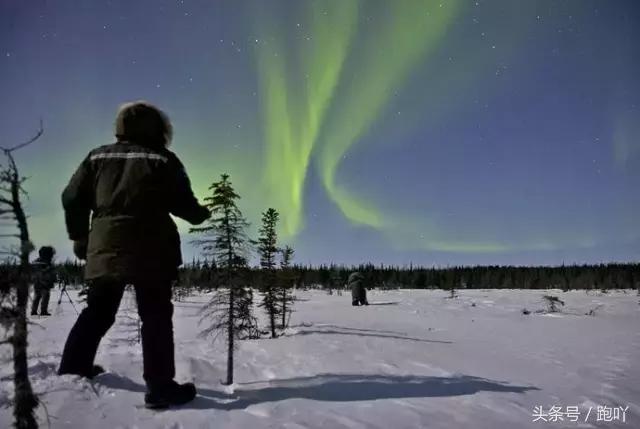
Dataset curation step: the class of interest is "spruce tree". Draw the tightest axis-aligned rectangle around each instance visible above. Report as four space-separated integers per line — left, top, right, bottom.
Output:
278 246 296 330
330 268 343 296
257 208 280 338
190 173 256 385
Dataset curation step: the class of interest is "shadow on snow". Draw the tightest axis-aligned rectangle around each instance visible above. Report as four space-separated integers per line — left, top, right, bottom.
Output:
287 326 451 344
95 372 538 411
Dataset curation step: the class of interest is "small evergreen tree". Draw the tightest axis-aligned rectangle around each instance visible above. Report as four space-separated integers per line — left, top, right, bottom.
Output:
257 208 280 338
190 173 256 385
543 295 565 313
278 246 296 330
329 268 342 296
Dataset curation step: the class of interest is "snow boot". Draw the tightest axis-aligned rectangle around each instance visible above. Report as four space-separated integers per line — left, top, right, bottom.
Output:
40 311 51 316
58 364 105 379
144 381 197 409
88 364 105 378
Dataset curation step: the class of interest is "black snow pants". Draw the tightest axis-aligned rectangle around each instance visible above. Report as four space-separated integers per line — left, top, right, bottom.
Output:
31 287 51 315
351 286 369 306
58 277 175 389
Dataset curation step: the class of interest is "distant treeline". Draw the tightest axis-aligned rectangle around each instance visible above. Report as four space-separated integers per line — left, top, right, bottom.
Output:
5 260 636 291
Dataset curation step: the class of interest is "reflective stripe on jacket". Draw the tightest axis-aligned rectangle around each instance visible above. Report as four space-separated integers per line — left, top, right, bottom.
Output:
62 141 209 281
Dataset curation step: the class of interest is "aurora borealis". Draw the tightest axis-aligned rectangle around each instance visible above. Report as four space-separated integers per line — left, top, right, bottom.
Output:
1 0 639 266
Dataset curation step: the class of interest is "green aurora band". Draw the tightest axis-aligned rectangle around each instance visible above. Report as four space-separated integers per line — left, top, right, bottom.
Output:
317 1 460 229
255 1 358 237
256 0 460 237
252 0 605 253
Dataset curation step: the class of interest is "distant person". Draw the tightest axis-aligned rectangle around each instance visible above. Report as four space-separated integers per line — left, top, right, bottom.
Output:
57 101 210 409
31 246 56 316
349 271 369 306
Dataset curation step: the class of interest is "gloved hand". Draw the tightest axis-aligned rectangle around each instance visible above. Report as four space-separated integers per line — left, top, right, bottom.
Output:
73 239 88 260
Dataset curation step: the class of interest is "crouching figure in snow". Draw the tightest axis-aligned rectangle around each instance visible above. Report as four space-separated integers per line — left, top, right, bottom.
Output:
58 101 210 409
349 271 369 306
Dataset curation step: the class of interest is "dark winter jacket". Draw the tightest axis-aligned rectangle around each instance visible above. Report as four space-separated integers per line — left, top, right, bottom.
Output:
32 258 56 290
349 271 367 302
61 140 210 281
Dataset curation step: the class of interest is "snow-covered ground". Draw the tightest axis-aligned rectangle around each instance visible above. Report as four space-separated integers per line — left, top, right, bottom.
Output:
1 288 639 429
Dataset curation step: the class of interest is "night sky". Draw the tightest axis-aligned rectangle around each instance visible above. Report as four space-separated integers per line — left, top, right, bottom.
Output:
1 0 639 267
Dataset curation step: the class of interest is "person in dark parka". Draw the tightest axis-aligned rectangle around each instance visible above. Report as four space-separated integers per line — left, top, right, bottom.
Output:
58 101 210 409
31 246 57 316
349 271 369 306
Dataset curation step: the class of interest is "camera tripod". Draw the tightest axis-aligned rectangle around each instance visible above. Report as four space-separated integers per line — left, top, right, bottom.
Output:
56 283 79 315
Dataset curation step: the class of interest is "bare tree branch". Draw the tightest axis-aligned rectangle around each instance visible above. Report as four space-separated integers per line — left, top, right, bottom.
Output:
1 119 44 153
0 120 43 428
0 198 15 207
